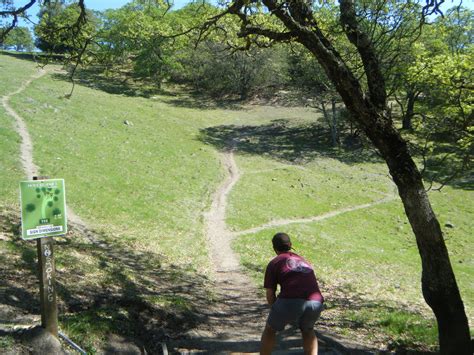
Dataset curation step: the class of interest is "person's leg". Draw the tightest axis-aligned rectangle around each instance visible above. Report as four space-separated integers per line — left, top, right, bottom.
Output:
299 301 323 355
260 323 276 355
301 329 318 355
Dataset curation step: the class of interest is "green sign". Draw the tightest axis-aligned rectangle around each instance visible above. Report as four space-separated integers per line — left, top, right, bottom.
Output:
20 179 67 240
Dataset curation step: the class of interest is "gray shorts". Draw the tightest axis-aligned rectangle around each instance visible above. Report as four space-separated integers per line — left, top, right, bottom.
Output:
267 298 323 331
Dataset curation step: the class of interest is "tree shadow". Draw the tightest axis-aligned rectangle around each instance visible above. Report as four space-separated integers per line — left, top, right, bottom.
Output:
52 65 247 109
201 120 472 190
319 285 438 353
416 142 473 191
1 51 37 62
0 209 213 353
49 69 165 99
0 50 64 65
160 91 247 111
199 120 382 165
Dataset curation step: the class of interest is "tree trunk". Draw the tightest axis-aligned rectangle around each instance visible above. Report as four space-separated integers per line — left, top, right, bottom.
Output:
318 49 472 355
365 120 471 354
331 98 339 146
402 91 416 130
320 101 337 147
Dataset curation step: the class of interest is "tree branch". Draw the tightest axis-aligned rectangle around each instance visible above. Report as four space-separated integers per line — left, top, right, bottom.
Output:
0 0 37 43
339 0 387 109
238 26 296 42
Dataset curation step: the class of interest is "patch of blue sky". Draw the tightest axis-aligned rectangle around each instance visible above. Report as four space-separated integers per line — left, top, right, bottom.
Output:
8 0 474 33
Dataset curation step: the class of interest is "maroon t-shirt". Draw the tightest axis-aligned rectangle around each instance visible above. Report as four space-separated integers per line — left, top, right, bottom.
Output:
264 252 323 302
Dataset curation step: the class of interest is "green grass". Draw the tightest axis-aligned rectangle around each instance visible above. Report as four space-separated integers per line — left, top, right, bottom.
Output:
60 311 109 354
9 70 222 268
233 185 472 350
234 185 473 305
1 52 472 352
0 52 40 97
228 155 393 230
0 334 14 349
0 113 23 207
0 52 39 207
347 308 439 350
4 62 322 269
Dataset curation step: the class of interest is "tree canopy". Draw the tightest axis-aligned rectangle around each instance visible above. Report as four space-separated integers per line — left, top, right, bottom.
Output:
1 25 33 51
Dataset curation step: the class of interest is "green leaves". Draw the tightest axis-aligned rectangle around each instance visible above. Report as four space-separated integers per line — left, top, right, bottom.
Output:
1 26 34 51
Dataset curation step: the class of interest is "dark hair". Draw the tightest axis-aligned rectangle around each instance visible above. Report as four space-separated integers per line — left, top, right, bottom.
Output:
272 232 292 252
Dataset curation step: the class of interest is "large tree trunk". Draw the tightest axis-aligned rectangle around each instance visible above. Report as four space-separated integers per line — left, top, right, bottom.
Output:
366 118 471 355
325 25 470 355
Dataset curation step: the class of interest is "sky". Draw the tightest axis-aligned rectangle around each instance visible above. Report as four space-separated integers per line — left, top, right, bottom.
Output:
9 0 474 29
10 0 190 28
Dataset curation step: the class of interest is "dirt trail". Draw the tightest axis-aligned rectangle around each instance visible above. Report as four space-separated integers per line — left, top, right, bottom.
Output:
205 145 242 273
2 68 90 231
2 69 46 180
187 133 397 353
182 141 268 352
232 194 396 237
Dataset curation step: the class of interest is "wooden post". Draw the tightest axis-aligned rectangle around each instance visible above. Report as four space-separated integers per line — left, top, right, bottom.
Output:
33 176 59 337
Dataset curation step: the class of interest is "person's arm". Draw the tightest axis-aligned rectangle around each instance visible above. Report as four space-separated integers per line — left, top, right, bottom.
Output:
265 288 276 305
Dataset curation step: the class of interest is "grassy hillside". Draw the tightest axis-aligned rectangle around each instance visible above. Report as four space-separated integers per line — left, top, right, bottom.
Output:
1 52 472 352
0 53 38 207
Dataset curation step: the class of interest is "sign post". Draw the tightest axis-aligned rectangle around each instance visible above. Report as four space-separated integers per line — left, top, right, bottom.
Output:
19 176 67 337
37 234 58 336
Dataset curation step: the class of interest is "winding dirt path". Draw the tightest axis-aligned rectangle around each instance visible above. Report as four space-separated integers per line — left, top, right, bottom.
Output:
192 133 397 353
2 69 90 235
232 194 396 237
180 141 268 352
2 69 46 180
205 144 242 273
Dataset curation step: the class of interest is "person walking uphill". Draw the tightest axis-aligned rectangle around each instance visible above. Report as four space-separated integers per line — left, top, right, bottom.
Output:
260 233 324 355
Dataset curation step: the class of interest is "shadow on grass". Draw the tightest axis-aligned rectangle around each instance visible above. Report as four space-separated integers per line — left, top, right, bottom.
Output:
321 286 439 353
201 120 473 190
160 91 247 111
0 210 213 353
0 50 64 63
416 142 473 191
50 67 247 110
0 52 146 98
1 210 383 354
50 70 165 99
199 120 382 165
